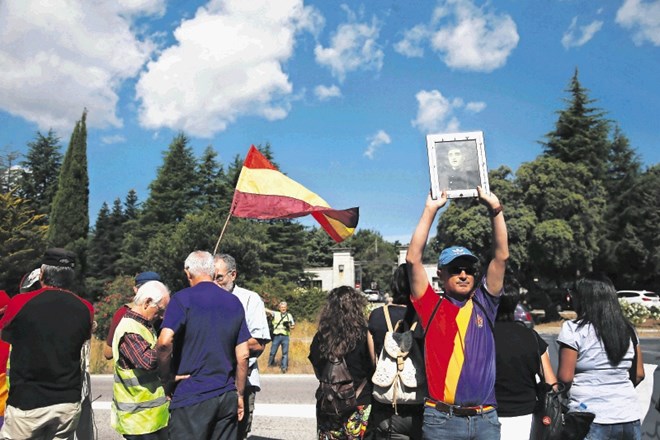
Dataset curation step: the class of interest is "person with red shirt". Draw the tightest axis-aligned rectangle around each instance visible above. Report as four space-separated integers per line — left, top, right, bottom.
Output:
0 248 94 439
406 187 508 440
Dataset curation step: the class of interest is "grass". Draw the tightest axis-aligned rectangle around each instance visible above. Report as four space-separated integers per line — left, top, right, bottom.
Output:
89 320 320 375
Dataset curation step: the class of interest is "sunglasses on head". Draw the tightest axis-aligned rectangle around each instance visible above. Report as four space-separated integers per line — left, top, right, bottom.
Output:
445 265 476 276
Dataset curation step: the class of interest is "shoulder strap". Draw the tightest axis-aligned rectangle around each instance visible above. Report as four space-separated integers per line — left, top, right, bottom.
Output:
471 296 494 333
383 305 394 332
423 296 443 339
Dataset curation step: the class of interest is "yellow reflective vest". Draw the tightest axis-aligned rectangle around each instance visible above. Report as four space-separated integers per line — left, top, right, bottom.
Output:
111 316 169 435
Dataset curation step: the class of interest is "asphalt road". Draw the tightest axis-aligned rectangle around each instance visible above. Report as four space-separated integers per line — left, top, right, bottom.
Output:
90 335 660 440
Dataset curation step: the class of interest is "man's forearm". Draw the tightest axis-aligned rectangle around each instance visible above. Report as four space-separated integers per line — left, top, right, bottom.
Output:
235 342 249 397
248 338 265 357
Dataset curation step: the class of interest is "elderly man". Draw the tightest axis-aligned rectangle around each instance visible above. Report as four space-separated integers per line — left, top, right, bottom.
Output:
111 281 170 440
213 253 270 439
267 301 295 373
104 271 162 361
157 251 250 440
406 187 508 440
0 248 94 439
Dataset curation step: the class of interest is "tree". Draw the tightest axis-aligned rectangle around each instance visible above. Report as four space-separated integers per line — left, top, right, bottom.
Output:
48 110 89 247
541 69 611 182
196 146 231 212
261 220 308 283
123 189 140 221
304 226 335 267
0 191 47 293
0 150 22 194
344 229 397 292
18 130 63 215
47 110 90 292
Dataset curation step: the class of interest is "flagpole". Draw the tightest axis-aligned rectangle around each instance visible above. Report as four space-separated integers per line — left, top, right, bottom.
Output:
213 210 232 255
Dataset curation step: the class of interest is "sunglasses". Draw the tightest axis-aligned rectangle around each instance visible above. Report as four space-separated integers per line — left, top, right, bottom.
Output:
445 265 476 276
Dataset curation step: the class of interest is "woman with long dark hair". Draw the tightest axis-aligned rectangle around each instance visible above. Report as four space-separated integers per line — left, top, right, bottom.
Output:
367 264 424 439
558 273 645 440
309 286 374 439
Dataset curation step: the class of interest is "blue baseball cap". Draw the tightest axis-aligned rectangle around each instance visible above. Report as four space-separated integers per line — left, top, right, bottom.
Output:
135 271 161 287
438 246 478 267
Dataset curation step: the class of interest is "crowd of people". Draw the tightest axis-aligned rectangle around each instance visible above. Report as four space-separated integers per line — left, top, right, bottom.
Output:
0 186 648 440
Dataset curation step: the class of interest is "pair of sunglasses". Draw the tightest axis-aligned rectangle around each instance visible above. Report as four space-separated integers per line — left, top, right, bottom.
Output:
446 265 476 276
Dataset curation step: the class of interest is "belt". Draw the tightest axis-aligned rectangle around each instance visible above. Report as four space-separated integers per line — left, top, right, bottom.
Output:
425 398 494 416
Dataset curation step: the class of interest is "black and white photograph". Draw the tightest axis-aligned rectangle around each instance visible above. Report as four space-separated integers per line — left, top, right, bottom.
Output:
426 131 489 199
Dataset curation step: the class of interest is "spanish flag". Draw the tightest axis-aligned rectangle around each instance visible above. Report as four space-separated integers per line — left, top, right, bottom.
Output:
231 146 359 242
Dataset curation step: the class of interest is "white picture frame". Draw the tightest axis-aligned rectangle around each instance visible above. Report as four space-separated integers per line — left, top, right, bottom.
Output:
426 131 490 199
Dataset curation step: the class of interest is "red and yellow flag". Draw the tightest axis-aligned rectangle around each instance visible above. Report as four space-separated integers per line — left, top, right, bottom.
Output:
231 146 359 242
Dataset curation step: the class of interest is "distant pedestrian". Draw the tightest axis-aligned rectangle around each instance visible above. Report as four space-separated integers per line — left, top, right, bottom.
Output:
157 251 250 440
112 281 170 440
213 254 270 439
309 286 373 439
558 273 645 440
267 301 295 373
0 248 94 440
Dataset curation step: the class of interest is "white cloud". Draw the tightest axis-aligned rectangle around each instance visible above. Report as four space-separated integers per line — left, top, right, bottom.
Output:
562 17 604 48
116 0 167 17
0 0 157 131
393 25 429 58
412 89 475 133
465 101 486 113
101 134 127 144
136 0 322 137
314 6 384 81
428 0 519 72
314 84 342 101
364 130 391 159
616 0 660 46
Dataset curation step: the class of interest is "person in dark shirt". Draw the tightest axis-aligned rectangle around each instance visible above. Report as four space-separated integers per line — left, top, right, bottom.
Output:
0 248 93 440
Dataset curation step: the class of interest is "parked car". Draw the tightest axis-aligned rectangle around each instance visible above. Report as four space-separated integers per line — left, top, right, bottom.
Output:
362 289 386 303
514 302 534 329
617 290 660 308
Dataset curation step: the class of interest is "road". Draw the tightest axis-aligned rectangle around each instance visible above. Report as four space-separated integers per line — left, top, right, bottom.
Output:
90 335 660 440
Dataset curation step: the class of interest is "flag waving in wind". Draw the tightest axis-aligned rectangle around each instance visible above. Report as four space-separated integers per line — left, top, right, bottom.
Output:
230 146 359 242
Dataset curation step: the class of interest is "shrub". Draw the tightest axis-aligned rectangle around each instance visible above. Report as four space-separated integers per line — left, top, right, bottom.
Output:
245 277 327 322
93 275 135 339
619 299 650 325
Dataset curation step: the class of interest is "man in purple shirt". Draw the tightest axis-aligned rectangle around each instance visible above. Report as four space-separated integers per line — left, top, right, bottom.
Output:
157 251 250 440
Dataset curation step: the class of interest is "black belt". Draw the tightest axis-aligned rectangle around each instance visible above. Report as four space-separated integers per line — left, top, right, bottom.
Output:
425 398 494 416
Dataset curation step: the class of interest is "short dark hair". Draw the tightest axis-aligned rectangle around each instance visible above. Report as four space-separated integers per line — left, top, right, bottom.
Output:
40 264 75 289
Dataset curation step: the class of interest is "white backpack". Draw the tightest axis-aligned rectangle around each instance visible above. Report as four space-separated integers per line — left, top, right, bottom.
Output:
371 305 426 412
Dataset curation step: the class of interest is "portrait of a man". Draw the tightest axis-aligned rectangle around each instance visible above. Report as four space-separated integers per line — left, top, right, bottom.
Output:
426 131 489 199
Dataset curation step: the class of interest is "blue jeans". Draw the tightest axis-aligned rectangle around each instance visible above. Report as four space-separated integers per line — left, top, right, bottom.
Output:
422 406 501 440
268 334 290 371
585 420 641 440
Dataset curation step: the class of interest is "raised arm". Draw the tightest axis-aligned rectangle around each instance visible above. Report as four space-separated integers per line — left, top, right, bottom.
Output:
406 192 447 300
477 187 509 296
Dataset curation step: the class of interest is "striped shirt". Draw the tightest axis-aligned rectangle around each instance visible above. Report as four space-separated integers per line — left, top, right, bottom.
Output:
117 310 157 370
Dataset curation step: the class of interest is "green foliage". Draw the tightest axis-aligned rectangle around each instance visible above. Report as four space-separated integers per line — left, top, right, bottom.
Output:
18 129 62 216
618 300 650 325
246 277 326 322
343 229 397 292
0 191 47 294
93 275 135 339
48 110 89 249
304 226 335 267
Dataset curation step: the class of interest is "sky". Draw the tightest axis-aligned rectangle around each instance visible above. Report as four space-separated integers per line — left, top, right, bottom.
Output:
1 0 659 244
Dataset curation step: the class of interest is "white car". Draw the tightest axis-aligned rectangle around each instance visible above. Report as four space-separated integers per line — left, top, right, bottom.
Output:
617 290 660 308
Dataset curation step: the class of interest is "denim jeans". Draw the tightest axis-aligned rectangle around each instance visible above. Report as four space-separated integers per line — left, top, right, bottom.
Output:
268 334 290 371
585 420 641 440
422 405 501 440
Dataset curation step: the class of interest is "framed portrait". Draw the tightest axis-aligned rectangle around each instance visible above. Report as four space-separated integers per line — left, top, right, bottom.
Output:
426 131 490 199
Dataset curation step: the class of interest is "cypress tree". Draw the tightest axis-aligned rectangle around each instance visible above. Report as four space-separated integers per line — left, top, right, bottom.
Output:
47 110 90 291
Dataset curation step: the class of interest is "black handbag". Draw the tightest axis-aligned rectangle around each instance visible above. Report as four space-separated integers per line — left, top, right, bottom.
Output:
530 336 595 440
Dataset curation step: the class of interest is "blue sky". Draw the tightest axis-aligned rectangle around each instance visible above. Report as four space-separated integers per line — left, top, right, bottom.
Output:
1 0 659 243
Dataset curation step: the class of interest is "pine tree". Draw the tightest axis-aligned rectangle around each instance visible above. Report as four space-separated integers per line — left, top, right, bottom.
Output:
196 146 230 212
124 189 139 220
542 69 611 182
18 130 63 215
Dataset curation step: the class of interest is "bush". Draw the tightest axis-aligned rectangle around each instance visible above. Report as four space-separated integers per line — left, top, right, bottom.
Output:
619 300 650 325
245 277 327 322
93 275 135 339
